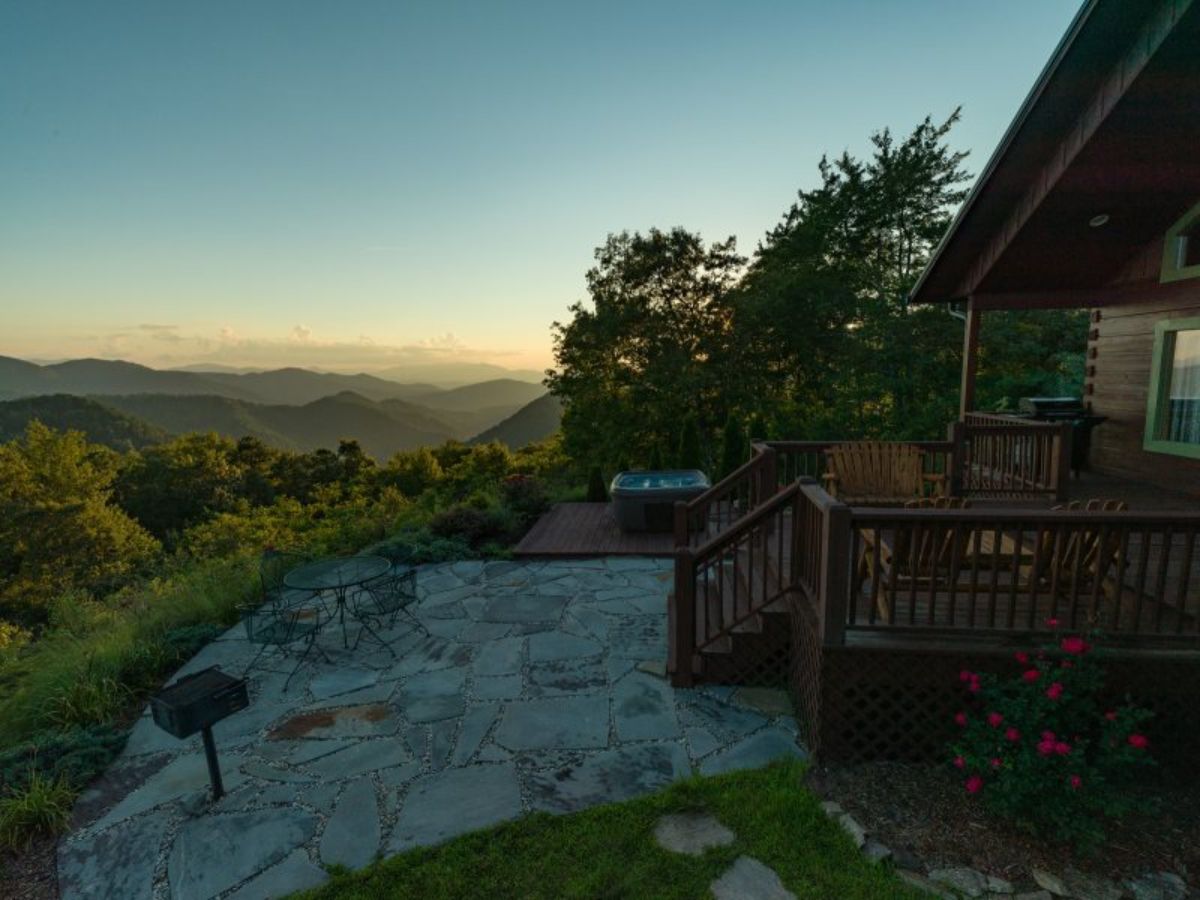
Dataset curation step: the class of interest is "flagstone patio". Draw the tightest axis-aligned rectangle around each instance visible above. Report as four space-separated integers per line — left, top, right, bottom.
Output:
57 557 805 900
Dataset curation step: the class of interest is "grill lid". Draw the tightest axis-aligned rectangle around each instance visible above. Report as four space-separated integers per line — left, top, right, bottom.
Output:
1018 396 1086 416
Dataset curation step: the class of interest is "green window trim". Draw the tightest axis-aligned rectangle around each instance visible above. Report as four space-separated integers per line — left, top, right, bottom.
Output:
1160 201 1200 283
1143 315 1200 460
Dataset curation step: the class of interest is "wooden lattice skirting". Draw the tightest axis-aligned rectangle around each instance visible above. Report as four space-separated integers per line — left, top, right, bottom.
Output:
785 593 1200 765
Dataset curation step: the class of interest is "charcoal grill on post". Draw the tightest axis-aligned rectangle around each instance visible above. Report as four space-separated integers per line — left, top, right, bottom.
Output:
150 667 248 799
1017 397 1107 476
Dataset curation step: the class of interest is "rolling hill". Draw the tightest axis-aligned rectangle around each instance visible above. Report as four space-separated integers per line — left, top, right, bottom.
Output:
412 378 547 412
0 395 170 450
0 356 441 406
471 393 563 448
99 392 458 459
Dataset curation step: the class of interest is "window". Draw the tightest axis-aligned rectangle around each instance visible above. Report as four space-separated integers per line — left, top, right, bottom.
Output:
1145 317 1200 459
1161 202 1200 282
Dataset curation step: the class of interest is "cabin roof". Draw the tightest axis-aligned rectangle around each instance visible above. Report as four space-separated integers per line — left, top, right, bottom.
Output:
911 0 1200 306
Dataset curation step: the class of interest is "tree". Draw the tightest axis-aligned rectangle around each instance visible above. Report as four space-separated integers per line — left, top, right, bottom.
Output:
648 445 664 470
586 466 608 502
718 414 749 479
676 416 703 470
380 447 443 497
0 422 159 620
546 228 745 468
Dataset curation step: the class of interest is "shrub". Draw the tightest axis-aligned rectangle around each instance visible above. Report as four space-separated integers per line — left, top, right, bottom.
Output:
719 414 749 479
949 625 1154 850
585 467 608 503
0 725 126 797
648 445 664 470
0 768 74 850
429 505 507 547
500 474 550 525
676 416 703 470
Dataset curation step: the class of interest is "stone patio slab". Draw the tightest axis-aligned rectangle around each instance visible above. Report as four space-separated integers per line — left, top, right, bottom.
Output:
388 763 522 853
526 743 690 813
494 695 610 751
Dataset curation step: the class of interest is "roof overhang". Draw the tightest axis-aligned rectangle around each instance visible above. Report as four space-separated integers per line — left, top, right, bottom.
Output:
911 0 1200 306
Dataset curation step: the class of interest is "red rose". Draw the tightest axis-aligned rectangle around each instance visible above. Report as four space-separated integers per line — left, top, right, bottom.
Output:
1068 774 1082 790
1022 669 1041 683
1046 682 1064 701
1128 734 1149 750
953 755 965 769
954 712 968 727
986 712 1003 728
1060 635 1089 655
1014 651 1029 664
965 775 984 794
1004 727 1021 743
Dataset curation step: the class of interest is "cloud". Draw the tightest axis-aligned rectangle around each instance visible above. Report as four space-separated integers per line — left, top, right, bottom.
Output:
288 324 313 343
137 323 184 343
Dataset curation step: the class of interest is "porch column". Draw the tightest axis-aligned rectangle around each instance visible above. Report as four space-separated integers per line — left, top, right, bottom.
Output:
959 295 981 418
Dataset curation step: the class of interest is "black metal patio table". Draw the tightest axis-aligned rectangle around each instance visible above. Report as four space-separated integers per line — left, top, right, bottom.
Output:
283 555 391 648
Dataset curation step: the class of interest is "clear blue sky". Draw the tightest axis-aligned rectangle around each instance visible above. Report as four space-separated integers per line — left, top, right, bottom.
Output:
0 0 1080 372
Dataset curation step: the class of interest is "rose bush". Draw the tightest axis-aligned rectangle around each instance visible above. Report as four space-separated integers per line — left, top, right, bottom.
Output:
949 623 1154 850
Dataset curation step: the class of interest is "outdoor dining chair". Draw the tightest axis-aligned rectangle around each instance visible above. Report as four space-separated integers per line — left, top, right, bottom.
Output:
347 550 426 654
242 547 331 690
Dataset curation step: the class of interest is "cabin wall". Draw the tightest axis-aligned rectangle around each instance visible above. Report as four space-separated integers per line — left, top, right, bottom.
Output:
1088 236 1200 495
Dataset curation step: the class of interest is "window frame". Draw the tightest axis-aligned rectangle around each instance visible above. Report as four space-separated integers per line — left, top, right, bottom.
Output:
1144 315 1200 460
1160 202 1200 283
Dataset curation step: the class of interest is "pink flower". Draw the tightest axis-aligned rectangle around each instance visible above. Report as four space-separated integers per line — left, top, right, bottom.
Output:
1022 669 1041 683
1014 651 1029 664
1069 774 1082 790
965 775 984 794
1060 636 1089 655
986 712 1004 728
953 756 965 769
989 757 1002 770
1041 730 1056 741
1054 741 1071 756
1128 734 1150 750
1046 682 1064 701
1046 617 1060 628
1036 740 1056 757
1004 727 1021 743
954 712 968 727
966 679 981 694
959 670 973 683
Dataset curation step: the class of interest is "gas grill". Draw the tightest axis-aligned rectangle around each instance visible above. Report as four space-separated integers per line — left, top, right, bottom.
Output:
1017 397 1107 475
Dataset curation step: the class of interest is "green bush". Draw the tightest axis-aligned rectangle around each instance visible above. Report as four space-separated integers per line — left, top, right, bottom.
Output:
718 414 749 479
950 628 1155 851
500 474 550 525
0 725 126 796
676 417 703 470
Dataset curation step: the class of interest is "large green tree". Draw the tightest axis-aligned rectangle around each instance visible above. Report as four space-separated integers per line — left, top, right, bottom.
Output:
546 228 745 467
0 422 159 620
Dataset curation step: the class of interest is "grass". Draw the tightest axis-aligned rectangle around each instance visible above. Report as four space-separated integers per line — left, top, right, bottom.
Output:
295 760 925 900
0 769 73 850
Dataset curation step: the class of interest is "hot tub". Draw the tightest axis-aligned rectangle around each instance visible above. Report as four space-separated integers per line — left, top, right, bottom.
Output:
610 470 710 533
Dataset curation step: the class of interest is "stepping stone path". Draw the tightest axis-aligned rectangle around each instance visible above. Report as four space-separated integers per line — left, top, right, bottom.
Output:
58 557 806 900
653 809 795 899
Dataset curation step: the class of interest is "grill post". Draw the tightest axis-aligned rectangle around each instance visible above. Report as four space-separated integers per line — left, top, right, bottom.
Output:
200 726 225 799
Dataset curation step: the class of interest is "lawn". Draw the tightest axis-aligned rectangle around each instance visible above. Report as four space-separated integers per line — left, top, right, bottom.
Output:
296 760 924 900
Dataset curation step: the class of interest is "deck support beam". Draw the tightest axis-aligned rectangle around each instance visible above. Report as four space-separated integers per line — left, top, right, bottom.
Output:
959 296 981 418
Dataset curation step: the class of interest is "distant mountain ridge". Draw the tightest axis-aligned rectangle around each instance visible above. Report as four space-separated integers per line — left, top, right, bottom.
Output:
471 393 563 448
0 395 170 450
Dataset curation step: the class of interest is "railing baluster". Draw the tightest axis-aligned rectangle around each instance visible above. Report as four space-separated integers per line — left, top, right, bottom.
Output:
1177 527 1195 636
1153 526 1172 634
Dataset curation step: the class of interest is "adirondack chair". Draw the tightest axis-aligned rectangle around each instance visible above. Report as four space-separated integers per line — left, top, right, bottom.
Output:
1025 499 1128 607
857 496 975 621
824 441 946 506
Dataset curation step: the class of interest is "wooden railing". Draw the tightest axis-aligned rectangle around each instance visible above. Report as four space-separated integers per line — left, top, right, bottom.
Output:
672 480 800 685
836 506 1200 646
950 419 1070 500
674 446 778 548
757 440 956 494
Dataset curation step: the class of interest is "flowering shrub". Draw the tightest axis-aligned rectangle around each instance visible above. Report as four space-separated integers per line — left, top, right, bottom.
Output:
949 623 1154 850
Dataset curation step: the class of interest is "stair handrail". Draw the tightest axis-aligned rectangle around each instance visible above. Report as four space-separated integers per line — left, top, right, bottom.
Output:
673 445 778 549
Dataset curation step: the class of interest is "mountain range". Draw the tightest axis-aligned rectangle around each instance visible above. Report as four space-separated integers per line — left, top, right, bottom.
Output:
0 356 563 456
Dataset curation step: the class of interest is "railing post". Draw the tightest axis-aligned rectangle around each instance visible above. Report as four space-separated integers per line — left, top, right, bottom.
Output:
761 446 778 499
1051 422 1073 501
671 546 696 687
673 500 689 549
947 419 966 497
818 500 851 646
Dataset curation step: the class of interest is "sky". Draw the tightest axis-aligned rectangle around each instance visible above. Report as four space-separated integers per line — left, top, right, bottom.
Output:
1 0 1081 374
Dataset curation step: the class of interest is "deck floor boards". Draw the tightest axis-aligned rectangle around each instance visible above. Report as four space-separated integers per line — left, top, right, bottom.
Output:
514 502 675 557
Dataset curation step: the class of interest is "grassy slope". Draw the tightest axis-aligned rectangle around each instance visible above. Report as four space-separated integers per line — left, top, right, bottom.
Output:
297 761 923 900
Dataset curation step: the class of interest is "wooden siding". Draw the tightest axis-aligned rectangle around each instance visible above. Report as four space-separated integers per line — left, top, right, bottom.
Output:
1088 254 1200 494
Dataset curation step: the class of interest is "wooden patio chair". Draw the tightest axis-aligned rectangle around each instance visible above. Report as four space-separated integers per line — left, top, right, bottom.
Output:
1025 498 1128 609
857 497 975 621
824 441 946 506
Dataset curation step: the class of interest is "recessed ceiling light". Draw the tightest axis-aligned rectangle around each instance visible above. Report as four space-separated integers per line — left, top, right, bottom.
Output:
1089 214 1110 228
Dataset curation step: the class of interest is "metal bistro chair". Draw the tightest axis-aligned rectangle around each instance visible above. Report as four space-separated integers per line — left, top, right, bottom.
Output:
241 548 331 690
348 548 426 655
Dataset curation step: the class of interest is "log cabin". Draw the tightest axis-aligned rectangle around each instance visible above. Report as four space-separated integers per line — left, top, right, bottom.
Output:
661 0 1200 762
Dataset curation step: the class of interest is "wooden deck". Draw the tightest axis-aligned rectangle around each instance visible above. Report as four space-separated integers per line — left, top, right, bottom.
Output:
514 503 675 558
